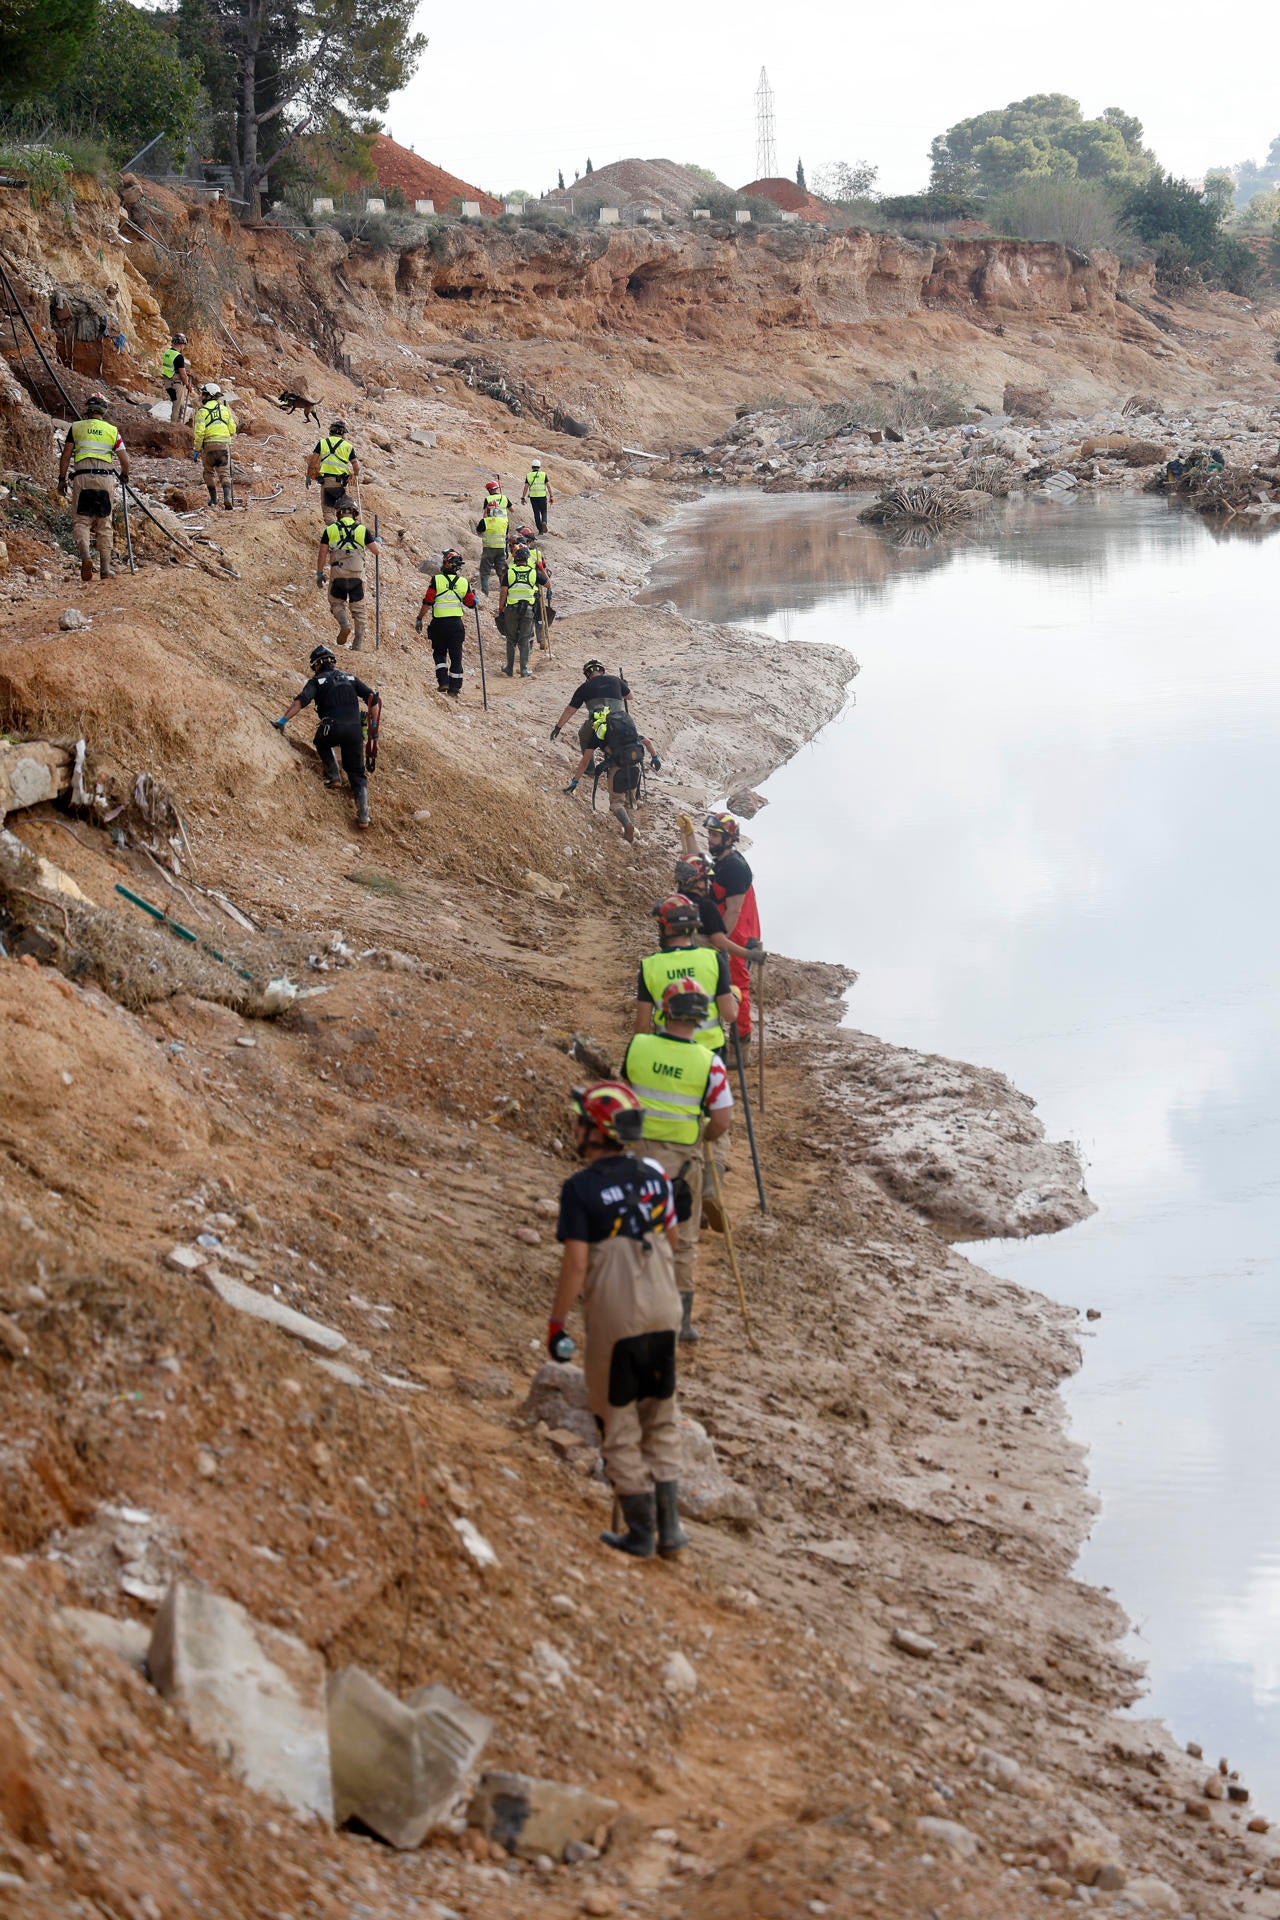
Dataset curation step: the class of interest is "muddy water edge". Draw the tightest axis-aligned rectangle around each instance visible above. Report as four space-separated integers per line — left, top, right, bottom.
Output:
647 488 1280 1809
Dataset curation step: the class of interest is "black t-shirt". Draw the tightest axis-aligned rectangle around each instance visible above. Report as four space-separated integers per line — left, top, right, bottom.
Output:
635 946 731 1004
569 673 630 710
170 353 185 374
694 894 727 940
298 669 374 727
557 1153 674 1244
712 849 753 899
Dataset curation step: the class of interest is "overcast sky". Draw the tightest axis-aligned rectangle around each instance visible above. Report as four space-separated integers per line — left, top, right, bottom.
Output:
384 1 1273 200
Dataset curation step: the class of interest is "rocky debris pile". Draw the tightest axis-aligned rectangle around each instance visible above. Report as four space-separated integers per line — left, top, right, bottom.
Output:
680 391 1280 524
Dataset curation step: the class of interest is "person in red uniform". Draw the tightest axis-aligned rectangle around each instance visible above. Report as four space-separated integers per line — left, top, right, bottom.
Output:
679 812 762 1040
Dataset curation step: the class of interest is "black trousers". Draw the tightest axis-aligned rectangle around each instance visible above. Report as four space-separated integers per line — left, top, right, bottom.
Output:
315 719 366 795
530 496 548 532
429 616 465 691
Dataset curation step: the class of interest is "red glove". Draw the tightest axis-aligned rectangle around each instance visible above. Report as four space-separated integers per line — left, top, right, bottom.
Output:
547 1320 575 1362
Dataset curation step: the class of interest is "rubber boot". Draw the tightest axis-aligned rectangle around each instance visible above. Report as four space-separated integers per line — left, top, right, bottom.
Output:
678 1290 699 1344
222 486 233 511
98 554 112 581
600 1491 656 1559
80 554 94 583
206 487 217 507
354 786 371 829
655 1482 689 1558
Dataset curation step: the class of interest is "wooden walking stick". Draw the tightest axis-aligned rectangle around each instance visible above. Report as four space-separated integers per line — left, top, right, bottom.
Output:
537 585 552 657
705 1147 759 1354
120 477 136 574
730 1025 767 1214
373 513 381 651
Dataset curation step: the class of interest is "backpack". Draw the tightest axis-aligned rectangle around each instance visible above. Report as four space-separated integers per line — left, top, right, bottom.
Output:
590 708 646 809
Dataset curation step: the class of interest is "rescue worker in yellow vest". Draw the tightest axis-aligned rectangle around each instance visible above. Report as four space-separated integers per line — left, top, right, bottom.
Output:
634 894 738 1055
192 382 237 511
549 1081 688 1558
316 497 382 650
498 541 548 678
623 977 734 1347
521 457 553 534
415 548 477 696
476 480 510 595
306 420 360 525
57 396 129 584
511 523 554 643
161 334 194 425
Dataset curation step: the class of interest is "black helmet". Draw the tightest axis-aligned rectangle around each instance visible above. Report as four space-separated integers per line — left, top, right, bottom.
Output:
442 548 463 569
329 419 347 436
513 543 529 562
660 978 710 1025
675 856 712 892
310 645 337 672
583 659 606 677
334 496 356 517
85 392 109 412
172 332 187 345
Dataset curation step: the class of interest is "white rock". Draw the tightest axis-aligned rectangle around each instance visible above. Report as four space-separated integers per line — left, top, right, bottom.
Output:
662 1652 698 1695
205 1268 346 1352
58 608 89 631
328 1667 491 1849
165 1245 207 1273
975 1746 1021 1789
452 1516 498 1568
916 1816 978 1859
1125 1878 1180 1914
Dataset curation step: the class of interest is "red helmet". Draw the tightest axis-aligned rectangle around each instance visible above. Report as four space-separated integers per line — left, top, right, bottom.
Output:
675 855 712 891
652 893 700 937
519 525 537 541
704 811 739 845
571 1080 644 1142
661 977 710 1023
485 480 500 493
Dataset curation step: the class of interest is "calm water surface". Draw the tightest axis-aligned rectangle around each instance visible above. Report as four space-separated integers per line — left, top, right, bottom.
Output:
648 491 1280 1800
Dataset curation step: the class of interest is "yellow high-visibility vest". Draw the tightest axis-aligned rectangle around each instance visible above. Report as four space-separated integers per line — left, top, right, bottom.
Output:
622 1032 713 1145
431 571 470 616
69 417 118 468
317 436 354 477
640 945 725 1052
505 562 537 605
526 468 549 497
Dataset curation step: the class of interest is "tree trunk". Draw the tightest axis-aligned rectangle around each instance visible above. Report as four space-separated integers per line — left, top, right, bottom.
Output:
236 0 263 215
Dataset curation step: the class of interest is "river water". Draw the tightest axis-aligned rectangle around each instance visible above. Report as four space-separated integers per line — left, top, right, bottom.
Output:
647 490 1280 1803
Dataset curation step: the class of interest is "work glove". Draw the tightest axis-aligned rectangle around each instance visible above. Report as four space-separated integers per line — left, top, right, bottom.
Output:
57 477 69 497
494 613 504 634
191 451 200 465
414 616 423 633
547 1320 576 1363
676 812 694 834
315 570 325 589
650 754 661 772
747 938 766 963
550 723 561 741
271 716 288 732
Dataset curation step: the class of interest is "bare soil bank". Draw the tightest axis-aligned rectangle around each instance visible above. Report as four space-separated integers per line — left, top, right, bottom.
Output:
0 177 1276 1918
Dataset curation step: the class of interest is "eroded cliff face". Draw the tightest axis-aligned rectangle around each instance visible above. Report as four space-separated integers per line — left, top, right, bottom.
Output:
345 223 1147 344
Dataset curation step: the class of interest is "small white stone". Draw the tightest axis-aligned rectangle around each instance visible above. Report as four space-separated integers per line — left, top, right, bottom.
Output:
661 1652 698 1695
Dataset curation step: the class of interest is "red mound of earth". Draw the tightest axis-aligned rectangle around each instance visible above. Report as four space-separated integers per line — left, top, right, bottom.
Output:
371 136 501 217
739 177 830 221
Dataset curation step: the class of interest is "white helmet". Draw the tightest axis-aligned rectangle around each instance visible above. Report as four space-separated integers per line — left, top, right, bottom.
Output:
201 381 221 398
531 457 542 468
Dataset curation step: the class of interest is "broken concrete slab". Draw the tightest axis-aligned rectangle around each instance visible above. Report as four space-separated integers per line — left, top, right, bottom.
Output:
204 1267 347 1352
149 1580 333 1821
0 739 73 821
468 1770 619 1861
328 1668 491 1849
60 1606 150 1670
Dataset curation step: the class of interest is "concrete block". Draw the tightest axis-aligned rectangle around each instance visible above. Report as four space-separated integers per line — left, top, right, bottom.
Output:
504 200 523 216
149 1581 333 1822
0 740 72 821
414 199 435 216
468 1770 619 1860
205 1267 346 1352
779 209 799 222
60 1606 150 1670
598 207 620 225
691 208 711 220
328 1667 491 1849
365 197 386 215
735 209 752 224
311 198 334 215
460 202 482 221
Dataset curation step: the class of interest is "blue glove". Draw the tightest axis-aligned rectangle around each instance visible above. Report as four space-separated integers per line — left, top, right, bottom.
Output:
271 716 287 732
315 570 325 589
192 451 199 465
650 754 662 771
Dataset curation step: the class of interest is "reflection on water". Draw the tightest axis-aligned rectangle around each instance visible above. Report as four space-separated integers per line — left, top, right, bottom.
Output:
657 491 1280 1803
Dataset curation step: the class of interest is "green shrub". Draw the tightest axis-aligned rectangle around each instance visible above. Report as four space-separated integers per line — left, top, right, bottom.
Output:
0 141 73 205
1213 234 1261 295
879 191 981 222
988 177 1129 251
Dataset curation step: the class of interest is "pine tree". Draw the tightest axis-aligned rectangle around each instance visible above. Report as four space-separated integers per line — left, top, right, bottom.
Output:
585 157 593 175
796 158 806 191
557 168 565 190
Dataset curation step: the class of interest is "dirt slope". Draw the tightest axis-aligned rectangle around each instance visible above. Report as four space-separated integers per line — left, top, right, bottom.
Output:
0 176 1277 1920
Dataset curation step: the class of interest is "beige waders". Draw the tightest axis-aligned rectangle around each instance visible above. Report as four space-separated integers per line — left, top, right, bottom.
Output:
583 1235 682 1497
71 471 116 579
